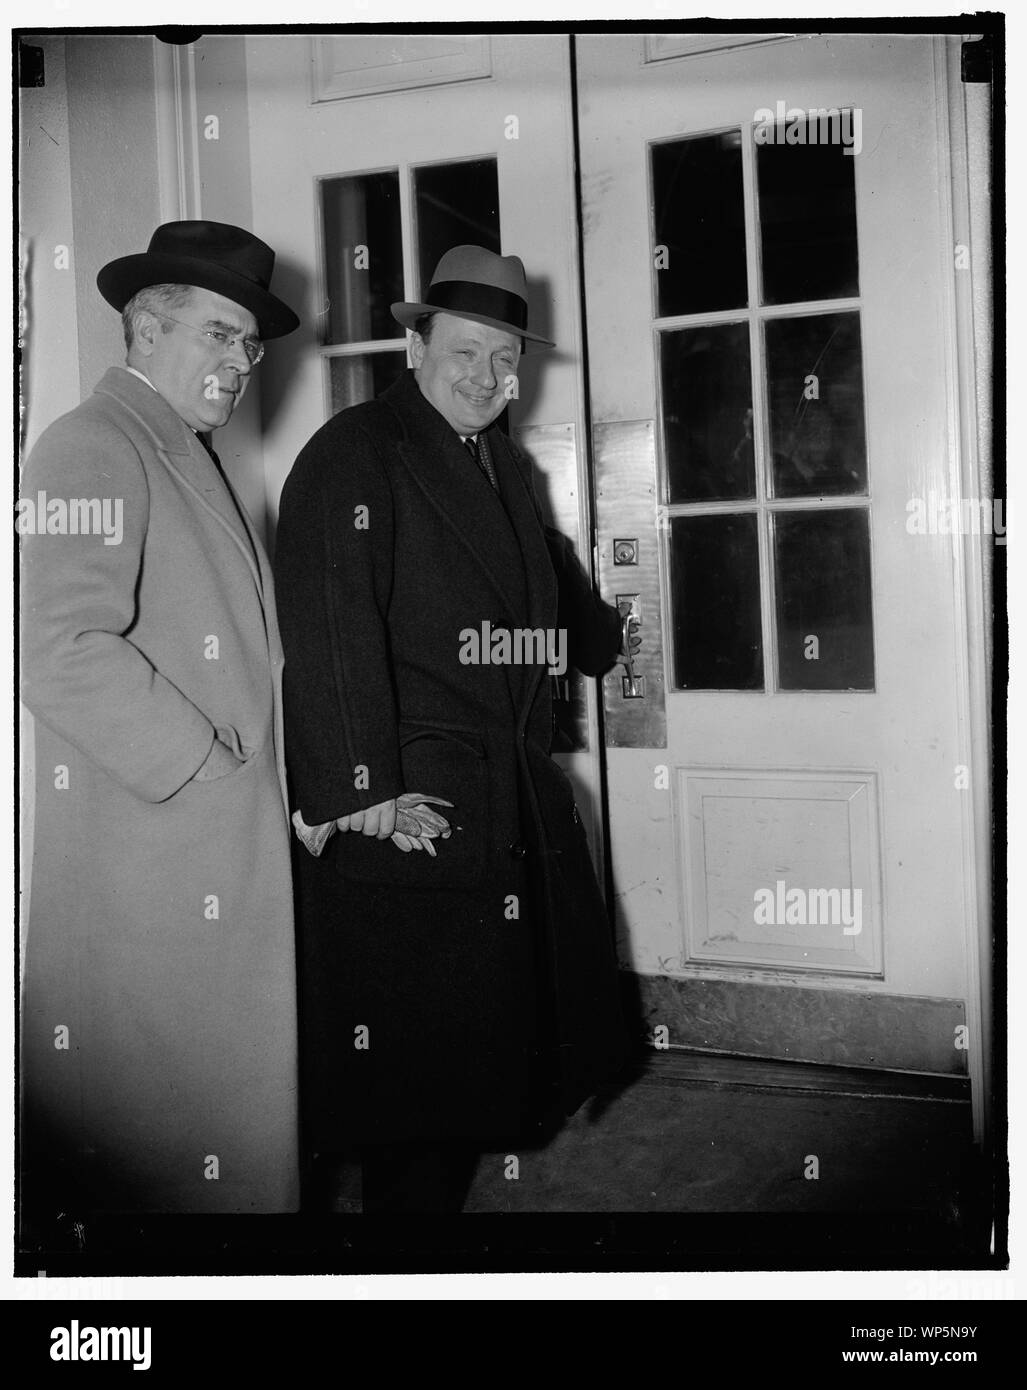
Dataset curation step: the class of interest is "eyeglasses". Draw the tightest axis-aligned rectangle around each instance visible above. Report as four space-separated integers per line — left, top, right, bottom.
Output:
155 313 264 365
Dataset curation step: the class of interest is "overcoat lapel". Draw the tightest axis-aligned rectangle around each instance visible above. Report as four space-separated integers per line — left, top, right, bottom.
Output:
95 369 267 604
489 427 559 723
490 429 557 633
386 373 558 721
391 376 527 627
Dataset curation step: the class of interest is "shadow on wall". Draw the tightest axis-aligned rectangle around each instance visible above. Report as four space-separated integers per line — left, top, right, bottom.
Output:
257 251 312 438
524 269 556 356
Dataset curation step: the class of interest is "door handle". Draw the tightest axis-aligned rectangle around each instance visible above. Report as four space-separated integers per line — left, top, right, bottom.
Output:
617 594 645 699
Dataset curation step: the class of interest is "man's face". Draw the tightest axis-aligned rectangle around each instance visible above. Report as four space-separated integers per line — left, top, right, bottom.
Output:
410 313 521 435
134 287 259 432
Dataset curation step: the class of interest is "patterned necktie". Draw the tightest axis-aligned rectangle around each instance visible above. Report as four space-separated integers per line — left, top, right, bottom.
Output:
464 433 499 492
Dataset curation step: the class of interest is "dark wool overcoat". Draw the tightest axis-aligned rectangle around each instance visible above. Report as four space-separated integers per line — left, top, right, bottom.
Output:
274 369 626 1148
20 368 299 1214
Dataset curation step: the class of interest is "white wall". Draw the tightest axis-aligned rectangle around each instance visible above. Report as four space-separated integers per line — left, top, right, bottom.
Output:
19 34 284 932
190 36 268 541
20 37 81 453
64 36 163 401
20 36 82 940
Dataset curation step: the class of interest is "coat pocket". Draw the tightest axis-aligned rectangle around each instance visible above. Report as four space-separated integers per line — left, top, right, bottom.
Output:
177 731 266 793
327 721 490 893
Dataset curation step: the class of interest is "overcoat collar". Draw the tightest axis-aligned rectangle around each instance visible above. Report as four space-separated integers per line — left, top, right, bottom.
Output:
384 371 556 637
94 367 267 602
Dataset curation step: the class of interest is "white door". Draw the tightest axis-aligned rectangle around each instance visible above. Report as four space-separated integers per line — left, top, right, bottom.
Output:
244 32 606 847
577 33 985 1103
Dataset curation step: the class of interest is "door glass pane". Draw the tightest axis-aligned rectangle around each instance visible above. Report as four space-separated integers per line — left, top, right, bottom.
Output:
651 131 747 317
670 513 763 690
756 114 860 305
660 323 754 502
414 158 501 297
321 171 404 344
327 351 407 415
765 311 867 498
774 508 874 690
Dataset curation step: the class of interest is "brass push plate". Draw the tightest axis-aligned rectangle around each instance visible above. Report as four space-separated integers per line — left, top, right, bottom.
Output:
594 420 667 748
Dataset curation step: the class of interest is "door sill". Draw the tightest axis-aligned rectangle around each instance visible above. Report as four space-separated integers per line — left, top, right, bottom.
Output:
632 1047 971 1104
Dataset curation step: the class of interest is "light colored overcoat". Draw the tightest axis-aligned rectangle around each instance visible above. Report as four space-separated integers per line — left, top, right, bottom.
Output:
20 367 298 1213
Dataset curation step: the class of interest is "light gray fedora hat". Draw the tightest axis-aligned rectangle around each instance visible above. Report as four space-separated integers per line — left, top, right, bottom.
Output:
391 244 554 347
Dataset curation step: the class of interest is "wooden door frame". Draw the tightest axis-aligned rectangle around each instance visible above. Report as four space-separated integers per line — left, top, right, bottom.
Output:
934 34 996 1148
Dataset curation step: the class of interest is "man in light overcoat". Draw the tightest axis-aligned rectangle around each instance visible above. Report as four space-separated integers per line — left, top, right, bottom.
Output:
20 221 302 1224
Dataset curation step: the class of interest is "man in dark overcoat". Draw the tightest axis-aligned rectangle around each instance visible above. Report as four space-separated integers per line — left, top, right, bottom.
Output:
274 245 631 1212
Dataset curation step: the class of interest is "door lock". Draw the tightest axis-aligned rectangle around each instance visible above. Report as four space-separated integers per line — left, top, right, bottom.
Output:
617 594 644 699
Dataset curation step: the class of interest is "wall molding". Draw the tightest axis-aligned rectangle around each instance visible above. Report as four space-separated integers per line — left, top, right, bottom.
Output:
932 35 994 1147
642 33 800 65
310 34 492 103
153 39 201 223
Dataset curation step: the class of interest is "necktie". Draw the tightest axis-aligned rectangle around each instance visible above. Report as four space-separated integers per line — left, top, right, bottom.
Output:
198 431 223 471
464 434 499 492
197 433 257 561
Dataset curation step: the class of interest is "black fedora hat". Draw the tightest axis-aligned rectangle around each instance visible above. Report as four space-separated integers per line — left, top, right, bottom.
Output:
97 220 299 339
391 245 554 348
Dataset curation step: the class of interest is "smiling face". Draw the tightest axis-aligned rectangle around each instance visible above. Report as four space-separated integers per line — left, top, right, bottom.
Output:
128 287 258 432
410 313 521 435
